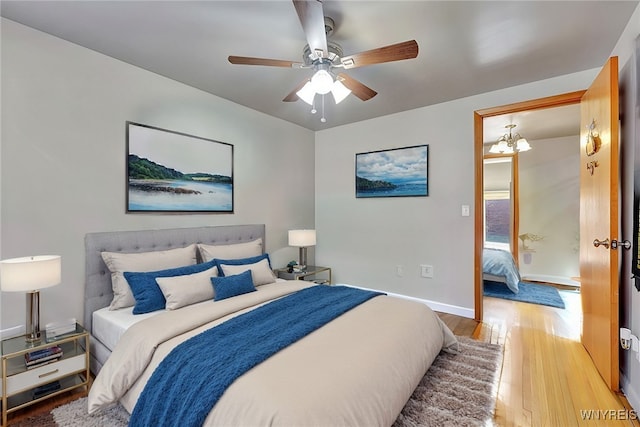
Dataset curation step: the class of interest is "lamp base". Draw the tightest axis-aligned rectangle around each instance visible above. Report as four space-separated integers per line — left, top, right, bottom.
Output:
298 247 308 271
25 291 42 343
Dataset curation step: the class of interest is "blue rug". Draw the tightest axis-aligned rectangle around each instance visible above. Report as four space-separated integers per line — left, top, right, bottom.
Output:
483 280 565 309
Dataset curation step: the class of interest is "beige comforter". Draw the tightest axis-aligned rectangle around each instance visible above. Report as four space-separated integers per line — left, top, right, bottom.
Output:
88 281 458 426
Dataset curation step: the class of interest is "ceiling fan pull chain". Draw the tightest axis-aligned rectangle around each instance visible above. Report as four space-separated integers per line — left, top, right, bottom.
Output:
311 97 317 114
321 94 327 123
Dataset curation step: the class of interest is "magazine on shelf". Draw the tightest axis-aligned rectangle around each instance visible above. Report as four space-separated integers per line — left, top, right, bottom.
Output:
25 345 63 365
32 380 61 399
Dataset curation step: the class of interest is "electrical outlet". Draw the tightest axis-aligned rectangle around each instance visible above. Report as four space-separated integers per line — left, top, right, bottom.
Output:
420 264 434 278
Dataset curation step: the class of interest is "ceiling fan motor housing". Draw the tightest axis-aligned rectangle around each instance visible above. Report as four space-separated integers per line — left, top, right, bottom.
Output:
302 40 344 66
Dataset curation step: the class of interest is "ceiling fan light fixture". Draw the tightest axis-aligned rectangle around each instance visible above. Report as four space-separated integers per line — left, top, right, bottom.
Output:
311 69 334 94
331 80 351 104
296 81 316 105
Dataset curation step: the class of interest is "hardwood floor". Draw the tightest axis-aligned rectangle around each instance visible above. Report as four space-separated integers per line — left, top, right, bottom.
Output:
6 289 639 426
442 289 639 427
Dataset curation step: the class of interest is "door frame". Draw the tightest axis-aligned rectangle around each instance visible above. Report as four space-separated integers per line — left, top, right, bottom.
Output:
473 90 586 321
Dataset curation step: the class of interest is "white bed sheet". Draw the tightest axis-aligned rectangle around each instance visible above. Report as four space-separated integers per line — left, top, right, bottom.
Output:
92 278 289 351
92 306 161 352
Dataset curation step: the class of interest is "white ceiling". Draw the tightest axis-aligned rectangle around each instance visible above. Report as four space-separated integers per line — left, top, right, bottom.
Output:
1 1 636 140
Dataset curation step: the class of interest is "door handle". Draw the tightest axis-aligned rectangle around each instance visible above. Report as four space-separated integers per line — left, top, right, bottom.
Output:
611 239 632 250
593 238 632 250
593 238 610 249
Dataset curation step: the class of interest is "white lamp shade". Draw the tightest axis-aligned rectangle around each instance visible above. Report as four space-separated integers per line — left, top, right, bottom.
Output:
310 70 333 95
296 81 316 105
288 230 316 247
516 138 531 152
331 80 351 104
0 255 61 292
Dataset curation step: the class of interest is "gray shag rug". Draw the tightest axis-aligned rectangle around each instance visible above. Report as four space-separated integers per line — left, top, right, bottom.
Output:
12 337 502 427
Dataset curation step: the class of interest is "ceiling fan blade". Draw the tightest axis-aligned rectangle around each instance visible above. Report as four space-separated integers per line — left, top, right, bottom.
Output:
293 0 328 59
340 40 419 69
228 56 304 68
283 79 311 102
337 73 377 101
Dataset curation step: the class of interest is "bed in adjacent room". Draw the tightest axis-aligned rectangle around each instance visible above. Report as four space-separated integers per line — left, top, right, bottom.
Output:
84 225 458 426
483 247 522 293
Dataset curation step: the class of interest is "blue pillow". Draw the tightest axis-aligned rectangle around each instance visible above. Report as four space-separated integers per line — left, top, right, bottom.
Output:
125 259 217 314
214 253 270 277
212 270 256 301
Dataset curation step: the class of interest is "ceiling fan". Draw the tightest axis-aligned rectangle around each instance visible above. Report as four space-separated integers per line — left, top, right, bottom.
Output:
228 0 419 122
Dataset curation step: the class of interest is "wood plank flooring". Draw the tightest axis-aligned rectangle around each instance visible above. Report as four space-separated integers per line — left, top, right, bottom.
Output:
6 288 639 426
447 290 639 427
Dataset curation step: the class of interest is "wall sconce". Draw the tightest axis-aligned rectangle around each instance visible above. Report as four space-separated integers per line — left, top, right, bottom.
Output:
0 255 61 342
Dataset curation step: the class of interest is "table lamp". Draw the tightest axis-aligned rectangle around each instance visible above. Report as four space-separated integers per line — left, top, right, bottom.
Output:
0 255 61 342
288 229 316 270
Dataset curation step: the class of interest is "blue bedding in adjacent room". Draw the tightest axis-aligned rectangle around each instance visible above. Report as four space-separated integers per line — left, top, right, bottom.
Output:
483 247 521 293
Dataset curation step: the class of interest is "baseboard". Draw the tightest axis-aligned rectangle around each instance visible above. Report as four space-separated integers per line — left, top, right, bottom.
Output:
340 284 475 319
521 274 580 287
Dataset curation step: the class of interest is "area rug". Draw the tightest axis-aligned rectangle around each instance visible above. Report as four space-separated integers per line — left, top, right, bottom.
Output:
11 337 502 427
484 279 566 309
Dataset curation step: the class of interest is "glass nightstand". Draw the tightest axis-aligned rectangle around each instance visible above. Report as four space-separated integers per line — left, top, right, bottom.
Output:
1 323 90 426
275 265 332 284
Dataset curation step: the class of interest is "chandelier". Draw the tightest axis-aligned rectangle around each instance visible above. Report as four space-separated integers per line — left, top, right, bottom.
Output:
489 124 531 154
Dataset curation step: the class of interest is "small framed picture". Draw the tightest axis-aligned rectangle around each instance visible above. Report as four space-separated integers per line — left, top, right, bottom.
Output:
356 145 429 198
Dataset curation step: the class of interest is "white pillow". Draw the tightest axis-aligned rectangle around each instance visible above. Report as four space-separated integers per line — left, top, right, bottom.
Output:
198 238 262 262
101 244 197 310
156 265 218 310
219 258 276 286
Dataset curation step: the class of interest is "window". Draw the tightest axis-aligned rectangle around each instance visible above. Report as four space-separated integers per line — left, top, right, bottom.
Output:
485 191 511 249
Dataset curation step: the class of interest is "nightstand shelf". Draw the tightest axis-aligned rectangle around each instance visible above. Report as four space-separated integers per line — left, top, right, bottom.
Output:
1 324 90 426
275 265 332 284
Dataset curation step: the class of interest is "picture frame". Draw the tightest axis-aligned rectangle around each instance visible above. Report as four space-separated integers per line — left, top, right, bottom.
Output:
355 145 429 198
126 121 234 213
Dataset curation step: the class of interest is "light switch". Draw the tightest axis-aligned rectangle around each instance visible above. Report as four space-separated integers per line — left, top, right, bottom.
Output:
461 205 470 217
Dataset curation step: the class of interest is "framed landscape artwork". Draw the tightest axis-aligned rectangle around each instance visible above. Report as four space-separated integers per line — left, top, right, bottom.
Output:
355 145 429 198
126 122 234 213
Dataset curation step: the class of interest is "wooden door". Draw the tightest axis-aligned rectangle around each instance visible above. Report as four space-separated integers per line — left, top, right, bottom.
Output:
579 56 620 391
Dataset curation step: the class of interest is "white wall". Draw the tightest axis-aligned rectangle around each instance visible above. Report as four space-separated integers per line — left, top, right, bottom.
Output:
315 69 597 317
0 19 316 331
518 135 580 280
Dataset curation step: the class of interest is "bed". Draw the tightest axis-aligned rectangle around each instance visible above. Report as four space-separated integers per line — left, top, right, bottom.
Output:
483 247 522 293
84 225 458 426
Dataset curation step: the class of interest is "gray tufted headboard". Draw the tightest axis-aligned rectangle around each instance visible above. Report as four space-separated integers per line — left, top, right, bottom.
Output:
84 224 265 334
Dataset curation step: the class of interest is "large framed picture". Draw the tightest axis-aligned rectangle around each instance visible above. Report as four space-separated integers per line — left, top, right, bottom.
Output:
355 145 429 198
126 122 234 213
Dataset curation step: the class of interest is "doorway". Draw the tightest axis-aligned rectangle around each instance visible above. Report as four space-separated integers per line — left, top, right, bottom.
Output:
473 91 586 321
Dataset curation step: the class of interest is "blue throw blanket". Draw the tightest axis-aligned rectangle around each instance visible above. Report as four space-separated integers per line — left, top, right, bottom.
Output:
129 285 384 427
